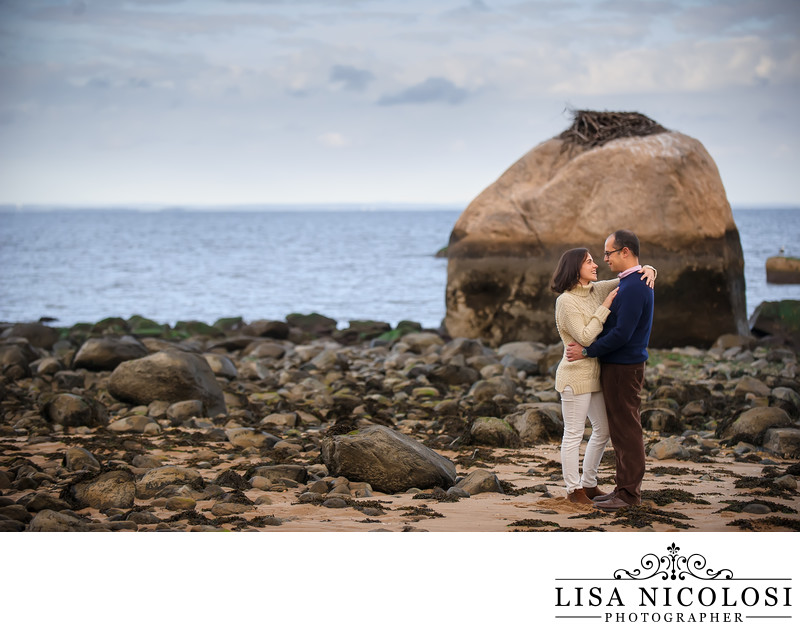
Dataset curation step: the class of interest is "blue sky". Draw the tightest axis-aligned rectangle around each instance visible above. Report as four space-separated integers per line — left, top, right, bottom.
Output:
1 0 798 207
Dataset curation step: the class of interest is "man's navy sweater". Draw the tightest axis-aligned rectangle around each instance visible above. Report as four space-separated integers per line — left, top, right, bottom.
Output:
586 272 654 364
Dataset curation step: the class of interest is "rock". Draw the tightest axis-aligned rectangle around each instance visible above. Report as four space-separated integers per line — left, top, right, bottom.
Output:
456 469 504 495
167 400 205 424
29 509 97 532
322 497 348 509
226 428 278 449
734 376 772 399
428 364 480 386
132 454 166 469
749 300 800 345
444 118 747 347
766 256 800 284
36 357 64 376
649 438 690 460
1 322 60 349
0 504 33 523
334 320 392 344
713 334 757 351
286 312 337 336
108 415 156 433
0 470 12 489
743 503 772 514
642 407 683 433
213 469 249 490
64 447 102 472
165 496 197 511
468 376 516 403
250 464 307 484
246 342 286 359
211 502 253 517
109 350 226 416
440 338 490 363
71 470 136 510
762 428 800 458
774 474 798 490
202 353 238 379
0 344 32 379
771 387 800 418
321 425 457 493
43 393 108 428
73 336 148 371
136 466 204 499
260 413 298 428
720 407 792 442
241 319 291 339
19 492 72 512
506 405 563 444
401 332 444 354
470 416 521 448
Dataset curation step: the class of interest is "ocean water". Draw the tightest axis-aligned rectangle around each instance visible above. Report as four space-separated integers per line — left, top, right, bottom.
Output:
0 207 798 330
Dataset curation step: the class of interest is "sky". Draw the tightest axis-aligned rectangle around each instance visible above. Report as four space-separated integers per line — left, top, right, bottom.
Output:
0 0 798 208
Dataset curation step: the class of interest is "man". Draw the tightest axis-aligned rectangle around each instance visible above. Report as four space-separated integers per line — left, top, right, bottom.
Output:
565 229 654 511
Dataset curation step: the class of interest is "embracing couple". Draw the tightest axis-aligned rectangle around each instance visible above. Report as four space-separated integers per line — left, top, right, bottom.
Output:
551 229 656 512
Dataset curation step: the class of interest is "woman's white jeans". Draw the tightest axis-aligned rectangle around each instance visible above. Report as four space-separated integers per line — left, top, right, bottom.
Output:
560 386 610 493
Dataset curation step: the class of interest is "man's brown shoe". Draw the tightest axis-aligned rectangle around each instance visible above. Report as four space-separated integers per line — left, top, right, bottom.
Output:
582 486 606 500
567 488 593 505
595 496 637 511
592 491 617 502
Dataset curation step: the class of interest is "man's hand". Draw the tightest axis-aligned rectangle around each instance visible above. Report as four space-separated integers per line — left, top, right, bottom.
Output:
566 342 586 362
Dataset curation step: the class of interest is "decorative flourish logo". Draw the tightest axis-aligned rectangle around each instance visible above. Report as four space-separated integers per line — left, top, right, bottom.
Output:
613 542 734 581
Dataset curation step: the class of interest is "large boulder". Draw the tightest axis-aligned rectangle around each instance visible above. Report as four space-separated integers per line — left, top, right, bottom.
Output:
73 336 148 371
109 350 226 416
749 300 800 346
766 257 800 284
321 425 457 493
42 393 108 428
445 111 747 347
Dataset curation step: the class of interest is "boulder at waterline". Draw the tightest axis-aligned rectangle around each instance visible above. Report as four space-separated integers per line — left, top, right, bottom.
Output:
321 425 457 493
0 322 59 349
72 336 148 371
108 350 226 416
766 256 800 284
445 111 747 347
749 300 800 346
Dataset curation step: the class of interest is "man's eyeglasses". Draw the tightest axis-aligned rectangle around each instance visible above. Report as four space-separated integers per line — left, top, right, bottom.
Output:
603 247 624 259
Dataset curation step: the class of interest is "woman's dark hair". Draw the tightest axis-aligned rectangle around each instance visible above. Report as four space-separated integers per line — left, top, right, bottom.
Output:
551 248 589 294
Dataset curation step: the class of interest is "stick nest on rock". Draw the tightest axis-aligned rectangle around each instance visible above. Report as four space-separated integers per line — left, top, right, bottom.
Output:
559 110 668 149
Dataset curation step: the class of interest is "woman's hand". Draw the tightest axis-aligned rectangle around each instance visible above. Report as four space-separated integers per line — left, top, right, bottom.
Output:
639 265 657 288
602 287 618 309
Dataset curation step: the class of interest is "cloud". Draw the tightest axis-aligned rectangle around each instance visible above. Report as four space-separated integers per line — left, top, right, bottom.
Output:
378 77 470 106
329 64 375 91
318 131 350 147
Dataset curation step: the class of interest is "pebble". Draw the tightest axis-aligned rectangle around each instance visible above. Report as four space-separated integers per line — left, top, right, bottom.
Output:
773 475 797 490
165 496 197 511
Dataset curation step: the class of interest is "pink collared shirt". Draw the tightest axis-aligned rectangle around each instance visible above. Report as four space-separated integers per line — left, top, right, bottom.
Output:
618 264 642 279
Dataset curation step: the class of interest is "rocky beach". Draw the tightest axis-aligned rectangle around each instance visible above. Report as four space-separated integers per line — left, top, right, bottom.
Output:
1 313 798 533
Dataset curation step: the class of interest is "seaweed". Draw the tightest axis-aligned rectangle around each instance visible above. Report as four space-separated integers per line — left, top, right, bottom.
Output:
641 489 710 506
508 518 559 529
609 505 694 530
728 517 800 532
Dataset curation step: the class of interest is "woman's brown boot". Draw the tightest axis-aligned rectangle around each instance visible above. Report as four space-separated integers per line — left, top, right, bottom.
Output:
583 486 606 500
567 488 592 504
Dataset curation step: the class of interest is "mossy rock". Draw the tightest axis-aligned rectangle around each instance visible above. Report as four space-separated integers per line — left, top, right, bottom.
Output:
749 300 800 342
128 315 169 337
174 320 224 338
213 317 243 332
375 320 424 344
92 317 130 335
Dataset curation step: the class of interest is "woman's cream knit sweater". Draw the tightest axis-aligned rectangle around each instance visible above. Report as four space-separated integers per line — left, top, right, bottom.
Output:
554 279 619 394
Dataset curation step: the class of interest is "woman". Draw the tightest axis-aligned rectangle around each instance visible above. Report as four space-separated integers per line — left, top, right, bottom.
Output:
550 248 656 504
